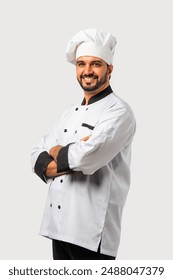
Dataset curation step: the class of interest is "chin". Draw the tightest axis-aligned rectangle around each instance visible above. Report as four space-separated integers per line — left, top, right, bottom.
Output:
83 86 98 92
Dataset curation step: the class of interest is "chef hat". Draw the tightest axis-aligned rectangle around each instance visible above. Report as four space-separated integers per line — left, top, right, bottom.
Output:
66 28 117 65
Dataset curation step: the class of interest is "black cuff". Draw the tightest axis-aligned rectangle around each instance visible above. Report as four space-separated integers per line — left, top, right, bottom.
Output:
57 144 72 172
34 151 54 183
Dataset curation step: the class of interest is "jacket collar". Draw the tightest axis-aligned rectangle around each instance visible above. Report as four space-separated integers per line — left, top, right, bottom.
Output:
81 85 113 105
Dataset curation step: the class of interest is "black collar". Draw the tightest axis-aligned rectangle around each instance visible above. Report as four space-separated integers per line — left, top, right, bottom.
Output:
81 85 113 105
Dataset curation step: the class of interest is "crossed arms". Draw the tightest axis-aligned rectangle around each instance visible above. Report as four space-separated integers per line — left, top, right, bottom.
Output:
32 105 135 183
42 135 91 179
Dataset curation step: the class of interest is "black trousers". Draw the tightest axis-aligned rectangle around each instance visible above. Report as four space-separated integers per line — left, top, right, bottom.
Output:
52 239 116 260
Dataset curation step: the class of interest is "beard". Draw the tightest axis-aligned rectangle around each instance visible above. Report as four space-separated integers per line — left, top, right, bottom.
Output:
77 72 108 92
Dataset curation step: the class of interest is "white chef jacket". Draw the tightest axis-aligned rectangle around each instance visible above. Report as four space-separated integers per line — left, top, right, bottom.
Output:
31 86 136 257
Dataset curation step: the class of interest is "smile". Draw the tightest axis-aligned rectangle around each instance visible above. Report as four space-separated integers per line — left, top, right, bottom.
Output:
83 77 95 81
82 75 98 82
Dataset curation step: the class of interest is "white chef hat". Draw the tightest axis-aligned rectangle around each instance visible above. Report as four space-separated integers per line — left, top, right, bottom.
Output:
66 28 117 65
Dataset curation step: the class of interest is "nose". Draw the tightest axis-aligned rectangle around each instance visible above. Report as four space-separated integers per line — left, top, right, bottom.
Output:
83 64 93 75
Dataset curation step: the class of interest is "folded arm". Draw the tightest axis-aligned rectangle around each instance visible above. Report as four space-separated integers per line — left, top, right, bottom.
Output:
45 136 91 178
31 105 135 182
56 108 135 175
32 135 91 182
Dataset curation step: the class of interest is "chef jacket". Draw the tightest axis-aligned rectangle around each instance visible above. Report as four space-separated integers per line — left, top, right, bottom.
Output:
31 86 136 257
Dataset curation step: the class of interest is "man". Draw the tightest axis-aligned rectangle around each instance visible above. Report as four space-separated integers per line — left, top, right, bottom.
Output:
31 28 136 260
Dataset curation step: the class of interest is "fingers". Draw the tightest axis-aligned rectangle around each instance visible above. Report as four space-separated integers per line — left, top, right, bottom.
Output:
45 160 57 177
80 134 92 141
49 145 63 159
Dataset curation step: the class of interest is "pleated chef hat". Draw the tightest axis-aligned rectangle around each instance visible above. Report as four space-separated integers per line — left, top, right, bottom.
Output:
66 28 117 65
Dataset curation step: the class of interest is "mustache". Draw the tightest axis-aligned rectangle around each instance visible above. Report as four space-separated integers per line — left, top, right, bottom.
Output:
81 74 98 79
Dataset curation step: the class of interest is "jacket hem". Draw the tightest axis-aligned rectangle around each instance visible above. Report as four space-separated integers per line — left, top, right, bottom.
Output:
39 231 117 257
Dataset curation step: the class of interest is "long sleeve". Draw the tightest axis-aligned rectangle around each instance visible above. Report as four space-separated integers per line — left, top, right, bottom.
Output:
57 104 136 175
31 107 74 182
31 127 58 183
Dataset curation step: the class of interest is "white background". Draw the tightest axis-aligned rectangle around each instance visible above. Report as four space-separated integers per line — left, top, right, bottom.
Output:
0 0 173 260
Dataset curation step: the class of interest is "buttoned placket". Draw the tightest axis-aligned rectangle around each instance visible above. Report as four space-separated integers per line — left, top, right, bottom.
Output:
51 105 90 219
57 177 64 211
75 106 89 140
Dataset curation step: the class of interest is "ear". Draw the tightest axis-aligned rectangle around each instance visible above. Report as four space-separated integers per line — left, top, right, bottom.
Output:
108 64 113 74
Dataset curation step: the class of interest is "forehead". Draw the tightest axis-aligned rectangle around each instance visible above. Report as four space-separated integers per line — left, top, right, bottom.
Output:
76 56 106 64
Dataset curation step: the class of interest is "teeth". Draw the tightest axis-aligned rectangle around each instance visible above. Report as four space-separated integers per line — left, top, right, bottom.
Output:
84 78 93 81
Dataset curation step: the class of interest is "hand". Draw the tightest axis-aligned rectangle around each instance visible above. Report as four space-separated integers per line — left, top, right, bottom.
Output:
80 135 92 141
49 145 63 161
45 160 69 178
45 160 57 177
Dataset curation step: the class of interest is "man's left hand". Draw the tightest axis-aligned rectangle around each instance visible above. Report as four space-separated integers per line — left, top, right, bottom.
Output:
49 145 63 161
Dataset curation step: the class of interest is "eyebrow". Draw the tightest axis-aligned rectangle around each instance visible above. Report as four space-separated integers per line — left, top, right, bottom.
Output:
76 60 103 64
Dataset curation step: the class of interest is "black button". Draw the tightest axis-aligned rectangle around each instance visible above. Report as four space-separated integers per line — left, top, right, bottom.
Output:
75 130 77 134
75 108 78 111
86 108 89 111
50 203 52 207
64 129 67 132
58 205 61 209
60 179 63 183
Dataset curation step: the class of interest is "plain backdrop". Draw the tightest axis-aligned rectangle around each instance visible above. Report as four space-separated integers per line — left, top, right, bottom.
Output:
0 0 173 260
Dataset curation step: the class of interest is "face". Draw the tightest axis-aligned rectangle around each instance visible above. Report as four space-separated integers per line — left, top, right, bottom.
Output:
76 56 113 93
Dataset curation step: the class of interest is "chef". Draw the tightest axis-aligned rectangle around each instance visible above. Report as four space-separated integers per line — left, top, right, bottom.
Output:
31 28 136 260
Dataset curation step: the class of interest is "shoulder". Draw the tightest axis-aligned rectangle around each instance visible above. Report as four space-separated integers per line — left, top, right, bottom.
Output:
107 93 135 120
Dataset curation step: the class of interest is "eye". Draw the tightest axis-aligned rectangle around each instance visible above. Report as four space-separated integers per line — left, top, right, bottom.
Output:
92 62 102 67
77 62 85 67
